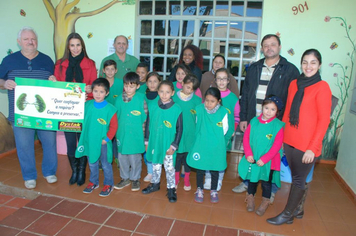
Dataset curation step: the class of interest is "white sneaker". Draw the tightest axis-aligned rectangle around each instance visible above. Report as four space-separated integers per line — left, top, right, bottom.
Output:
24 180 36 189
143 174 152 183
232 182 248 193
44 175 57 184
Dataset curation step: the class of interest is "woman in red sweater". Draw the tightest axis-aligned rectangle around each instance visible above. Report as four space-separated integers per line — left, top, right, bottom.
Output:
54 33 97 186
267 49 332 225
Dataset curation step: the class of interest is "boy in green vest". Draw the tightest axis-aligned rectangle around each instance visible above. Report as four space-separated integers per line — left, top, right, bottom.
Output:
103 60 124 105
113 72 147 192
136 62 149 94
173 74 202 191
76 78 118 197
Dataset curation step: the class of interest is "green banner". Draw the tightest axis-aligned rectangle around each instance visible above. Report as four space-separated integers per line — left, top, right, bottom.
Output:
14 77 86 132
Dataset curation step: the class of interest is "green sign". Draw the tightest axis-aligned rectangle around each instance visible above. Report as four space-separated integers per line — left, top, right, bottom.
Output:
14 77 86 132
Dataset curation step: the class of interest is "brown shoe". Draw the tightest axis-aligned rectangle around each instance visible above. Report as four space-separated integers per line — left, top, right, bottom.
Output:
245 194 255 212
256 197 270 216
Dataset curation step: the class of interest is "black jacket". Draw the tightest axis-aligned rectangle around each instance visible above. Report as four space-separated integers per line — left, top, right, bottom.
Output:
240 56 300 123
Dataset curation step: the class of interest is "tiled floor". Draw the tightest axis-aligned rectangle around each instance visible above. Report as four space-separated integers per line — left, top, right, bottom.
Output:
0 143 356 235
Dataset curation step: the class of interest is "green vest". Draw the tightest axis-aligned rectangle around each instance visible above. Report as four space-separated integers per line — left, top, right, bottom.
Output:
146 102 182 164
137 83 147 94
144 94 159 111
173 92 202 153
115 93 147 154
222 91 239 149
238 117 284 187
75 100 117 164
173 81 180 93
105 78 123 105
187 104 229 171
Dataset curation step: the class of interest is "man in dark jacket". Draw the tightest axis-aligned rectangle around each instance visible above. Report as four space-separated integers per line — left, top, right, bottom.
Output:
233 34 300 201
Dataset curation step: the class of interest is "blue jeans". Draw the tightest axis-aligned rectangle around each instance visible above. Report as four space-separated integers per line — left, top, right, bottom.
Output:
88 144 113 186
13 125 57 181
243 179 279 194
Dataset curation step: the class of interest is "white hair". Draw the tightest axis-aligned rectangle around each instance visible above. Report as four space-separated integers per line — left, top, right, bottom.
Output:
17 26 38 40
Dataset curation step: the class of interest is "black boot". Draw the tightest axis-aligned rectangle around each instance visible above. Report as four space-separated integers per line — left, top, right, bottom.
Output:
142 183 160 194
294 183 309 219
166 188 177 203
266 184 305 225
68 156 79 185
77 157 87 186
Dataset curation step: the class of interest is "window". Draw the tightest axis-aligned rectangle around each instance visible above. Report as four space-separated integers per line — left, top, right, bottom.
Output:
136 0 263 93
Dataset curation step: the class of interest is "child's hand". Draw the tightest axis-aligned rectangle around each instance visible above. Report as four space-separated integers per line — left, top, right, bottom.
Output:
166 147 175 155
85 85 92 94
257 160 264 166
102 140 107 145
246 155 254 163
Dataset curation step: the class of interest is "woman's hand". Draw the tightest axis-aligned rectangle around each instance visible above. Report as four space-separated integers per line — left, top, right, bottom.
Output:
4 80 17 90
246 155 254 163
302 150 315 164
257 160 265 166
48 75 57 82
85 85 92 94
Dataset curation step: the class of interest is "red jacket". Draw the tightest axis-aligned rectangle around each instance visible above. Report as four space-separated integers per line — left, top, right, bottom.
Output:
283 80 331 157
54 57 97 100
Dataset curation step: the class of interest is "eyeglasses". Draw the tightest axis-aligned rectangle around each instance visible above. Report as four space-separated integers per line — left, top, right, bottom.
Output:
216 77 228 82
27 60 32 71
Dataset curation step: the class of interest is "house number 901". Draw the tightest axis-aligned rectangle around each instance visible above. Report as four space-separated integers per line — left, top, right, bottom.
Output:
292 1 309 15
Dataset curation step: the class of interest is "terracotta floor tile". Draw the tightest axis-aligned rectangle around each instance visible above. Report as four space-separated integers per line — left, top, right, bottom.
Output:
26 213 71 235
2 173 27 189
321 181 346 194
0 194 14 204
163 201 190 219
95 226 132 236
50 199 88 217
239 229 264 236
185 204 212 224
17 231 39 236
135 215 173 236
25 195 63 211
56 219 100 236
169 220 205 236
0 158 21 171
105 210 143 231
48 182 78 197
302 219 328 236
316 172 338 183
278 218 304 236
0 206 18 221
171 190 193 203
0 208 44 229
339 206 356 225
315 205 344 223
5 197 31 208
91 191 129 209
119 194 150 212
205 225 238 236
209 207 233 227
301 202 322 220
323 221 354 236
141 197 169 216
76 204 114 224
0 225 21 235
308 181 325 192
232 210 256 231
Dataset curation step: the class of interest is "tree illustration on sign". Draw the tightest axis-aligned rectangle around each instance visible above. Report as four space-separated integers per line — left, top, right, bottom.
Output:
322 16 355 159
43 0 136 60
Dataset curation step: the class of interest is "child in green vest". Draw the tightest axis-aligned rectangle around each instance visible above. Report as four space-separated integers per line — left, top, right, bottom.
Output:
103 60 124 105
76 78 118 197
113 72 147 192
204 68 240 191
136 62 149 94
143 72 162 183
238 96 284 216
173 64 202 98
187 87 234 203
173 74 202 191
142 80 183 203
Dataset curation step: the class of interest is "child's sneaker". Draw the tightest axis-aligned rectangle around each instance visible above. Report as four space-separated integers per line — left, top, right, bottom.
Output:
114 179 131 190
210 190 219 203
194 187 204 203
143 174 152 183
99 185 113 197
183 185 191 191
83 182 99 194
131 180 140 191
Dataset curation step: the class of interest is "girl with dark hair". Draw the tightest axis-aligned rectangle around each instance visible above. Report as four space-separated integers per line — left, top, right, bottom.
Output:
173 64 203 98
187 87 234 203
267 49 332 225
168 45 203 83
238 96 285 216
53 32 97 186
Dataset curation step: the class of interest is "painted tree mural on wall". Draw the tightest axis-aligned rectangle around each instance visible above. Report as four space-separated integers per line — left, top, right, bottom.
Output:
42 0 135 60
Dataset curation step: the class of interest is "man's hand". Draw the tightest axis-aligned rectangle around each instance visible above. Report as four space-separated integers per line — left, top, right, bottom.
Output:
48 75 57 82
4 80 17 90
239 121 247 132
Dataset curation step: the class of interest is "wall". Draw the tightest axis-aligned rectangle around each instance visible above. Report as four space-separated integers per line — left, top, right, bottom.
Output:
0 0 136 117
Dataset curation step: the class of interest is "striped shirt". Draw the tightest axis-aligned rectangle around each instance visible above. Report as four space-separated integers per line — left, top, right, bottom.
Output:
0 51 54 122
